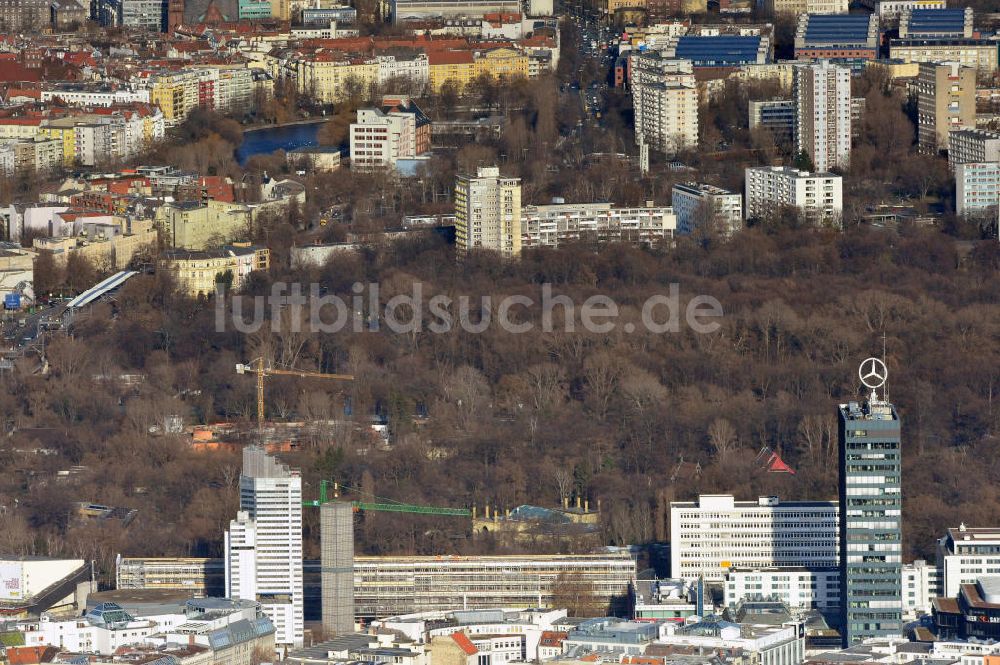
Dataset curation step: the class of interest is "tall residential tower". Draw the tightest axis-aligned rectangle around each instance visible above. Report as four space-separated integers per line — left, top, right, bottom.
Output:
454 166 522 257
225 446 304 648
838 359 902 645
795 60 852 172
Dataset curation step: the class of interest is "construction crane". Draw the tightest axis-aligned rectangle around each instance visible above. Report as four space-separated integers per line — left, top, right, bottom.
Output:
303 479 471 517
235 358 353 432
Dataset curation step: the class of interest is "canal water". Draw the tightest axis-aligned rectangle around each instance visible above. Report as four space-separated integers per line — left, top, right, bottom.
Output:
236 122 323 165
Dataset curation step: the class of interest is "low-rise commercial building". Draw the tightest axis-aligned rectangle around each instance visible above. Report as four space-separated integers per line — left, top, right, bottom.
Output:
658 616 804 665
724 567 840 612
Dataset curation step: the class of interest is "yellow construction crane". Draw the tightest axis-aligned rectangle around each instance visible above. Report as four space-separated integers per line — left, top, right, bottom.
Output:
236 358 353 431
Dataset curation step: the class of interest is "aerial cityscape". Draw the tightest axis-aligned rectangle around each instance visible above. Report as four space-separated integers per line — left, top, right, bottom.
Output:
0 0 997 664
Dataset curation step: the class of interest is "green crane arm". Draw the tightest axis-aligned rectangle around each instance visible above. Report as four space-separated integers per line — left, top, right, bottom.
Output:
352 502 470 516
302 479 470 516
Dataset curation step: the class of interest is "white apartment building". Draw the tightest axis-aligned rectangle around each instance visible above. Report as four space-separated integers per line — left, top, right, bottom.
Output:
948 128 1000 169
955 162 1000 216
724 567 840 611
631 53 698 154
350 108 417 170
520 202 676 247
670 495 839 582
902 559 941 619
938 525 1000 597
795 60 851 173
744 166 843 223
671 182 743 235
376 53 430 88
225 446 304 648
454 166 522 257
41 86 150 107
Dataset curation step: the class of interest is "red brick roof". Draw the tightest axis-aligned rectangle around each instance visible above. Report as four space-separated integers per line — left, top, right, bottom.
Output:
428 50 474 65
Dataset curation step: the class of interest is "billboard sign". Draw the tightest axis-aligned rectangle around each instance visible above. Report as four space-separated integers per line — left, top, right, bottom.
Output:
0 563 22 600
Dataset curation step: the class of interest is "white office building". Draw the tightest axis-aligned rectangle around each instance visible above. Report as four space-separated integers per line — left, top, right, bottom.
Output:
658 617 805 665
744 166 843 223
671 182 743 235
520 202 676 247
454 166 522 257
948 128 1000 169
902 559 941 619
955 162 1000 216
724 567 840 611
670 495 839 583
939 525 1000 598
225 446 304 648
350 108 417 170
794 60 851 173
631 53 698 154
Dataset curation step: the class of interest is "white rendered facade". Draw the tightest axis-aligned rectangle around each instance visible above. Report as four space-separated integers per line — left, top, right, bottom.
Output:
744 166 843 222
350 108 416 170
794 60 851 172
939 526 1000 598
658 620 804 665
671 182 743 235
41 87 150 107
724 567 840 611
670 495 839 582
631 54 698 154
901 559 941 619
454 166 522 257
955 162 1000 216
225 446 304 648
376 53 430 87
520 202 676 247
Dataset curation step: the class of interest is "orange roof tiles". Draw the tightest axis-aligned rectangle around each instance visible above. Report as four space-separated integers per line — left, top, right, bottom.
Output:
450 632 478 656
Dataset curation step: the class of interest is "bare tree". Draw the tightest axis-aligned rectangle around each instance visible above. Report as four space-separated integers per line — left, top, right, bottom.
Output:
708 418 738 462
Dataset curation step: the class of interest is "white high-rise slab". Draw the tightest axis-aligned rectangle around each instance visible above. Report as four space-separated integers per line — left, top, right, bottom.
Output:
225 446 304 648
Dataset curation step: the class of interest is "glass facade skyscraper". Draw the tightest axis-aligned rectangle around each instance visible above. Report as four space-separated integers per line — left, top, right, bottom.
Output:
838 391 902 645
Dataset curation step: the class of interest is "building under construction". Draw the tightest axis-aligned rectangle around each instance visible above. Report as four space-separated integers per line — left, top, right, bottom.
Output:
116 550 636 621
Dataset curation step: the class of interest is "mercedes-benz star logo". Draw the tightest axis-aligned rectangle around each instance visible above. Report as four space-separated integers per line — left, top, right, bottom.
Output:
858 357 888 390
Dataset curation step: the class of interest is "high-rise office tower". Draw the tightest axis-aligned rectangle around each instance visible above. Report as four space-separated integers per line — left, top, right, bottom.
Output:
454 166 522 258
225 446 304 648
838 358 902 646
795 60 851 172
321 501 355 635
